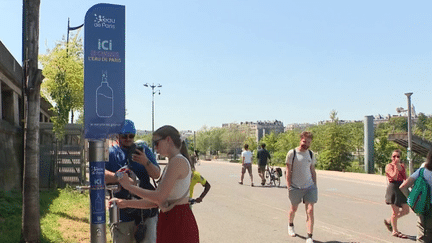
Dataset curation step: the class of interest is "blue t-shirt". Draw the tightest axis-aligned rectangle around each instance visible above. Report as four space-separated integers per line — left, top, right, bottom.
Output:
105 144 159 222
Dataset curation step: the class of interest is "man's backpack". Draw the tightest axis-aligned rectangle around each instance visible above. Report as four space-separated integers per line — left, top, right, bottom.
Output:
292 149 313 164
407 168 431 216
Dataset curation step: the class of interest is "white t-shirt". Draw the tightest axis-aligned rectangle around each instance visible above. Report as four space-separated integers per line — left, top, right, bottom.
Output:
285 148 316 189
241 150 253 164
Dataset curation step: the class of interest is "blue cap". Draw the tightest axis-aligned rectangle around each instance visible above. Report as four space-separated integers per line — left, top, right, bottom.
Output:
120 119 136 134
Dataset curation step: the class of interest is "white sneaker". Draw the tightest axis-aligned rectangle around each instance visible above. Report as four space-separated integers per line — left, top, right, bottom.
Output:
287 225 296 237
305 237 314 243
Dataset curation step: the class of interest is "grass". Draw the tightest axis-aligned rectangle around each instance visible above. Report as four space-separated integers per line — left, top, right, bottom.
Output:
0 186 113 243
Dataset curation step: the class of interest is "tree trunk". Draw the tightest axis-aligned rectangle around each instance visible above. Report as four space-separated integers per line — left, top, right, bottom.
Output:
21 0 41 242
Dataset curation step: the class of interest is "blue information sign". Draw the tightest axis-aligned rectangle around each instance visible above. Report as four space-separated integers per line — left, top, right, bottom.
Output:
90 161 105 224
84 4 125 139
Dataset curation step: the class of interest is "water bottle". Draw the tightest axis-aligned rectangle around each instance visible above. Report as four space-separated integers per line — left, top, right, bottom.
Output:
109 201 120 224
96 70 114 118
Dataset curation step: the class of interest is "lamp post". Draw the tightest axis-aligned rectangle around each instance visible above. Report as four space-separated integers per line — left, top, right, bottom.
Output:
66 18 83 123
405 92 413 175
67 18 84 56
144 83 162 150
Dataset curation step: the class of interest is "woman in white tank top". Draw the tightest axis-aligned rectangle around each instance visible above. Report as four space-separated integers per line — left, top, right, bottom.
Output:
113 125 199 243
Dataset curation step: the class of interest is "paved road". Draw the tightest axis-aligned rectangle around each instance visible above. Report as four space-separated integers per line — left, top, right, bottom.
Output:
191 160 418 243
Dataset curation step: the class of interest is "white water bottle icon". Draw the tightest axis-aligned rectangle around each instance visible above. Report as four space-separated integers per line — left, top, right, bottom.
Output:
95 193 104 212
96 70 114 118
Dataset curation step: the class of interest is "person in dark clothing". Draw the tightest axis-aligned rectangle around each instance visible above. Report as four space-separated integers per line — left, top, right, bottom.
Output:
105 119 161 243
257 143 271 186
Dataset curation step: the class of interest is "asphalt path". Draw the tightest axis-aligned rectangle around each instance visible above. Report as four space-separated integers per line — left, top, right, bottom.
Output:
190 160 419 243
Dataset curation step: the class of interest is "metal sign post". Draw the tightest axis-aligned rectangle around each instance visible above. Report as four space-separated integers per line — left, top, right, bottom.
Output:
89 140 106 243
84 4 125 242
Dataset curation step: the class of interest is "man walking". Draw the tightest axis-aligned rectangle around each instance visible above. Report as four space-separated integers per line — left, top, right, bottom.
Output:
105 120 161 243
285 131 317 243
257 143 271 186
239 144 254 186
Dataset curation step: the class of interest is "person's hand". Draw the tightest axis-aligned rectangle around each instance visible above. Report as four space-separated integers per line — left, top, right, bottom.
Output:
109 198 127 209
117 171 134 190
132 149 149 165
194 197 203 203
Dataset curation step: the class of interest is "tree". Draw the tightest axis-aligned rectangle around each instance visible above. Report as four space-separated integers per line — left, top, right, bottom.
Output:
39 32 84 139
196 126 213 159
222 124 250 160
316 111 352 171
344 122 364 164
374 122 400 173
273 130 300 164
22 1 42 242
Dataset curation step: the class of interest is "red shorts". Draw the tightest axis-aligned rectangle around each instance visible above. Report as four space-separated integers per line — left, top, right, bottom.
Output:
157 204 199 243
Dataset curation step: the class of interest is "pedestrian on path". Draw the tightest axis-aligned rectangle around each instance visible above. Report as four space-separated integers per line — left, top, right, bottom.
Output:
285 131 317 243
239 144 254 186
400 148 432 243
384 149 410 239
257 143 271 186
189 155 211 206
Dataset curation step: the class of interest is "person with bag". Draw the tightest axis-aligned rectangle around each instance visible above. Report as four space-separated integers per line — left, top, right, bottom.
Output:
400 149 432 243
285 131 317 243
105 120 161 243
384 149 410 239
257 143 271 186
110 125 199 243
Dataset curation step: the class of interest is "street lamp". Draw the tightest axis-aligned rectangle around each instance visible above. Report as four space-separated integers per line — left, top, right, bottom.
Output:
405 92 413 175
144 83 162 149
67 18 83 56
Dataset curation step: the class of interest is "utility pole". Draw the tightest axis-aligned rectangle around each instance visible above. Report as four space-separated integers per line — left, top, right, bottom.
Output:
22 0 43 242
405 92 413 175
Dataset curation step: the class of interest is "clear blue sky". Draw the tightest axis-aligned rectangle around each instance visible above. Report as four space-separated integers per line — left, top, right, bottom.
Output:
1 0 431 131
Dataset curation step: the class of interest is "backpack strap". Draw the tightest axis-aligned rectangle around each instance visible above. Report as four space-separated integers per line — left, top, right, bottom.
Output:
291 149 313 172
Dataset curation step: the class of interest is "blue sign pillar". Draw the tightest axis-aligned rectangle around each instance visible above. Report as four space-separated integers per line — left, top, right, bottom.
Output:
84 4 125 243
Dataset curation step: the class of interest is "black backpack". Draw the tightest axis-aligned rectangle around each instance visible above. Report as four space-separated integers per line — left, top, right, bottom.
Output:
291 149 313 166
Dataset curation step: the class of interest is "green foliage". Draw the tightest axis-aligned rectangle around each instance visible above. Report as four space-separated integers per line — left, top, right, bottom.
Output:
374 122 399 173
0 189 62 243
0 190 22 243
39 33 84 140
315 112 352 171
223 124 250 154
135 133 153 147
414 113 432 141
273 130 299 164
244 136 257 152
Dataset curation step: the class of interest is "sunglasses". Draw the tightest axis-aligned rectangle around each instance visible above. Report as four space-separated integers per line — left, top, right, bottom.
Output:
120 134 135 139
153 138 164 147
392 155 400 158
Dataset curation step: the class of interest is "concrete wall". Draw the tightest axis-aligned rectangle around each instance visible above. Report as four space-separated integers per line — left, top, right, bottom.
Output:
0 120 23 191
0 41 53 191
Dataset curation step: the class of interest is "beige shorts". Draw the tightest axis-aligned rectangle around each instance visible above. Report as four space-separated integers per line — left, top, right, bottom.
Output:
241 163 252 175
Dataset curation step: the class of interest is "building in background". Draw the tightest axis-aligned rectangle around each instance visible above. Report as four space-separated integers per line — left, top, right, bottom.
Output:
0 41 53 190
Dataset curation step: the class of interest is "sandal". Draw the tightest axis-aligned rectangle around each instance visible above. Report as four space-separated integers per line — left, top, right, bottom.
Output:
392 231 408 239
383 219 392 232
238 182 243 185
